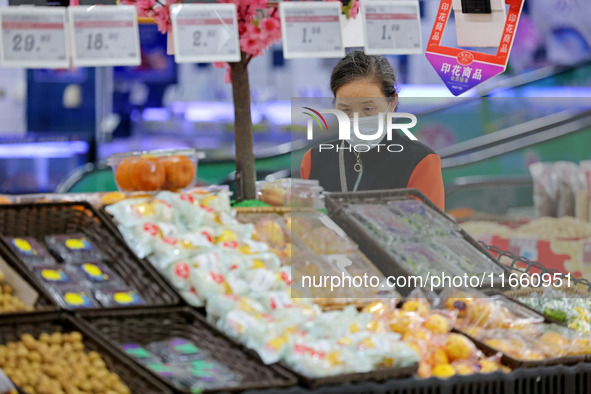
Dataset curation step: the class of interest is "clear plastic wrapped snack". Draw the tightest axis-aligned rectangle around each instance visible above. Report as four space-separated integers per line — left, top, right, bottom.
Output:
49 284 98 309
148 338 209 363
94 287 145 307
45 233 104 264
3 236 55 266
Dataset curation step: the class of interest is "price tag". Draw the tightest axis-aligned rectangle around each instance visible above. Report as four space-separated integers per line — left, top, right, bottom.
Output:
68 5 140 67
279 1 344 59
170 3 240 63
363 0 422 55
0 7 69 68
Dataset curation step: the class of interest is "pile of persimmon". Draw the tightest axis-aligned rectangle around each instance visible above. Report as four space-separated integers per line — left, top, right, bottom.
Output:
115 155 195 191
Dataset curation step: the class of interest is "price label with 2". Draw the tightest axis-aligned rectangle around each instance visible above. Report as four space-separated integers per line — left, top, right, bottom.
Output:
68 5 141 67
170 3 240 63
279 1 344 59
363 0 422 55
0 7 69 69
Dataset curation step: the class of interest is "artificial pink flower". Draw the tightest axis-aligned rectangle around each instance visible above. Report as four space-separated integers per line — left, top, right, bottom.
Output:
349 0 360 19
135 0 156 18
260 17 280 34
213 62 227 69
154 6 172 34
224 67 232 84
165 0 179 6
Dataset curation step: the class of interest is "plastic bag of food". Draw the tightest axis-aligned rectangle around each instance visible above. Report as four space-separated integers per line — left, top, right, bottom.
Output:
529 162 558 217
554 161 585 218
578 161 591 222
45 233 104 264
3 237 56 266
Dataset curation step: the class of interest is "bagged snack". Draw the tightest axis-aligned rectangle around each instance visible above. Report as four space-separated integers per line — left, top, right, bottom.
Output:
94 287 145 307
578 161 591 222
3 237 55 266
45 233 104 264
554 161 585 218
49 285 98 309
185 359 241 390
74 262 123 287
121 343 161 365
387 199 461 235
148 338 208 363
32 265 78 286
529 162 557 217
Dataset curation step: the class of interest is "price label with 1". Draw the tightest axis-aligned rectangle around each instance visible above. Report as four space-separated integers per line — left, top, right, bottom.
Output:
171 4 240 63
68 5 141 67
0 7 69 68
279 1 344 59
363 0 422 55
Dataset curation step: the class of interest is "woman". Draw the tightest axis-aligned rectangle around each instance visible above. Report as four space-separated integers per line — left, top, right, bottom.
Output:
300 51 445 211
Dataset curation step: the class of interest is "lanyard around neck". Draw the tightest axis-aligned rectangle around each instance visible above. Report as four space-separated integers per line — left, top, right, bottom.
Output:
339 141 363 192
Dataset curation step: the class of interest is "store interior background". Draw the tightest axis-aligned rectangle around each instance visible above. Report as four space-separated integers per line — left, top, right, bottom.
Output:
0 0 590 217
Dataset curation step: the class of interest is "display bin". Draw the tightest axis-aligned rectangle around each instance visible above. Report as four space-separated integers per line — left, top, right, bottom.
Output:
77 306 297 393
0 241 57 315
0 202 180 311
243 362 591 394
325 189 510 295
280 362 418 389
0 311 171 393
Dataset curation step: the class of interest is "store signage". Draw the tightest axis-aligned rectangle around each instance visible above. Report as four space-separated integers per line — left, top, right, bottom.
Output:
170 3 240 63
68 5 140 67
425 0 525 96
0 7 69 68
279 1 344 59
363 0 422 55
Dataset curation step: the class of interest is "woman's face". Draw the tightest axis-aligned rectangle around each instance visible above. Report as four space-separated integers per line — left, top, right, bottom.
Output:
335 79 395 118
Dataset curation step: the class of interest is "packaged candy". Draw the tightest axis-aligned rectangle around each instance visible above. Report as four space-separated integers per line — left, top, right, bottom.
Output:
437 239 505 278
386 199 461 235
94 287 145 307
205 294 266 324
185 359 241 390
45 233 104 264
74 262 123 286
49 285 98 309
441 289 544 330
121 343 161 364
291 212 357 255
390 243 460 281
3 236 55 266
32 265 77 286
144 362 191 389
148 338 208 363
346 204 417 243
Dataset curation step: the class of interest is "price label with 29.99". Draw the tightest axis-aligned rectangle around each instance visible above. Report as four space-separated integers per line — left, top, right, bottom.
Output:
279 1 344 59
0 7 69 69
68 5 141 67
170 3 240 63
363 0 422 55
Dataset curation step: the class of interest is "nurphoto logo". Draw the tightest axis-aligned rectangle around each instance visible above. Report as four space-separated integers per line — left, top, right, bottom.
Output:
302 107 418 153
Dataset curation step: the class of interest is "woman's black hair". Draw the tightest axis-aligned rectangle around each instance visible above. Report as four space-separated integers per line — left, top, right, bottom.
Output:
330 50 397 98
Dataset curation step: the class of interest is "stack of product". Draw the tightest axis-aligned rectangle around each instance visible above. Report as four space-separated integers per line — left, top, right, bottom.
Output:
0 268 30 313
122 338 241 391
340 199 506 283
105 190 419 378
3 235 145 309
442 288 591 363
0 332 131 393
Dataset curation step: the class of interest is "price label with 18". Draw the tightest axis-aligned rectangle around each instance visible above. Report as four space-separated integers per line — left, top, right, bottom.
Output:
68 5 141 67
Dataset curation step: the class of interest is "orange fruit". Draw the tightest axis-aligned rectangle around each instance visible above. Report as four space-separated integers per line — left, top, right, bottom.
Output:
161 155 195 190
131 157 165 191
115 157 138 191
